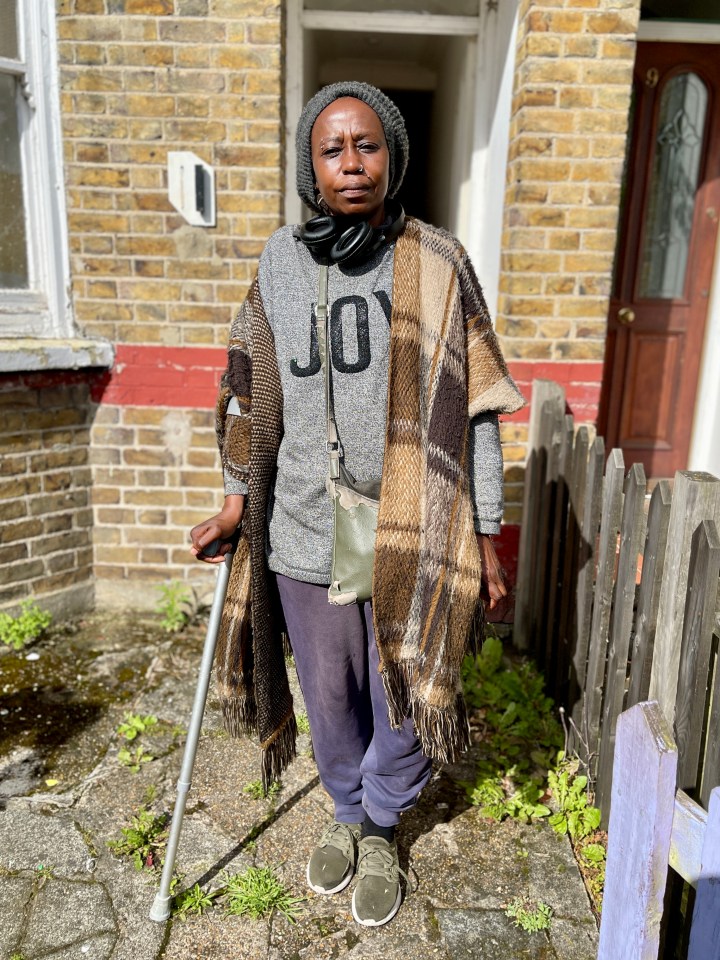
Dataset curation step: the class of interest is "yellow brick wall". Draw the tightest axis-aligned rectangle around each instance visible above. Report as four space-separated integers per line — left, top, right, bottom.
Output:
497 0 640 524
57 0 283 349
54 0 284 604
0 378 95 615
498 0 640 363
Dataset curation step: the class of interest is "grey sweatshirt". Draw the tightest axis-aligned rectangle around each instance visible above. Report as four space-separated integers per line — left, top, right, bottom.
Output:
225 226 503 584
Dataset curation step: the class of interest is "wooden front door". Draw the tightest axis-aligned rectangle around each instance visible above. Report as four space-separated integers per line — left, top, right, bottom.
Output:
599 42 720 478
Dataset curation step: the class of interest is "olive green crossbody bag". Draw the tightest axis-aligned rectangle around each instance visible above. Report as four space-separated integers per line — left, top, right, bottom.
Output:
316 263 380 606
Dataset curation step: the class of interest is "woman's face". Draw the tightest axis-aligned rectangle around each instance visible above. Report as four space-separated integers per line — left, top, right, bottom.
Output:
310 97 390 227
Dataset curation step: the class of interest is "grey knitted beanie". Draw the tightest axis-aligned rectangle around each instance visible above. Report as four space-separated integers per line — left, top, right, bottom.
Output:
295 81 409 213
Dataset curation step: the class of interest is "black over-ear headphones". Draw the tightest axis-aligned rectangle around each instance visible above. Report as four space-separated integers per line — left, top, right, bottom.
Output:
297 199 405 266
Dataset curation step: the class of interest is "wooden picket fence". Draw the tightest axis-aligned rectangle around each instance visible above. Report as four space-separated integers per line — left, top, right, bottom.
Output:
512 379 720 954
597 701 720 959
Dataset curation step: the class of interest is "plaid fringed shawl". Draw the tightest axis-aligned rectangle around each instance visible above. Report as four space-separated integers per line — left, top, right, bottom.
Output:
214 218 525 788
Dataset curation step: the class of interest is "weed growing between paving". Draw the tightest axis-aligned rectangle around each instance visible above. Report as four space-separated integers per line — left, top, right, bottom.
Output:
156 581 210 633
295 711 311 734
108 799 304 924
0 599 52 650
461 635 606 914
243 778 281 801
504 897 553 932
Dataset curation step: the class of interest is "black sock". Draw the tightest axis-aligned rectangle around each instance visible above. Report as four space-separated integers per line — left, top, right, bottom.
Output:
361 815 395 843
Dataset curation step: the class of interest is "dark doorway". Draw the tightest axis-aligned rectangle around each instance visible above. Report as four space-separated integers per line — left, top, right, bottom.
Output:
384 89 433 223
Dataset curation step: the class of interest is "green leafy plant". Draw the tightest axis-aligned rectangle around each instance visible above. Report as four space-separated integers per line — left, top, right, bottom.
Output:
156 581 192 633
581 842 606 866
505 897 553 932
295 711 311 734
118 744 154 773
107 806 169 871
174 882 217 919
0 599 51 650
462 637 562 825
243 779 281 801
117 713 158 741
577 835 607 915
547 756 601 841
222 866 304 922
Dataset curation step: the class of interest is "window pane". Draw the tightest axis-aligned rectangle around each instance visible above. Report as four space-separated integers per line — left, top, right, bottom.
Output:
304 0 480 13
0 73 29 289
0 0 19 59
639 72 707 299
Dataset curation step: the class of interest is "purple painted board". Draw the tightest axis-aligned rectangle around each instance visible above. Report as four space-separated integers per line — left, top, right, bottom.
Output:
688 787 720 960
597 701 678 960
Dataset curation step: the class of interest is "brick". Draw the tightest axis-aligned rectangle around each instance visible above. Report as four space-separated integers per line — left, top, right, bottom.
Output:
559 88 594 109
548 231 581 250
545 11 586 32
558 297 610 318
563 252 615 272
564 36 598 57
554 341 606 360
587 12 638 35
582 62 634 85
525 35 562 58
523 108 575 133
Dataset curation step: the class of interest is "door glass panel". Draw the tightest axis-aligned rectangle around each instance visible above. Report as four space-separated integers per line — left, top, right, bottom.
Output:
0 73 29 288
0 1 19 60
304 0 480 13
639 72 707 299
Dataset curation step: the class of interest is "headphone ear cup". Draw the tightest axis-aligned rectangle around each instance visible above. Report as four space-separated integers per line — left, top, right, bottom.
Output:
298 215 338 252
330 221 374 264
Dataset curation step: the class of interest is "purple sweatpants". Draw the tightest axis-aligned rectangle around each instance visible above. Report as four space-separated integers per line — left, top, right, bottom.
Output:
275 573 432 827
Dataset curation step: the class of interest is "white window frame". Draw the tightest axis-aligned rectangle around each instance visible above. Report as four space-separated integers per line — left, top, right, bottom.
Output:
0 0 72 339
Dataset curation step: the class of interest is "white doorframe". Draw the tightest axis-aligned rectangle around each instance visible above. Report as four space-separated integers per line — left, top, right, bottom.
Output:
689 230 720 476
283 0 518 319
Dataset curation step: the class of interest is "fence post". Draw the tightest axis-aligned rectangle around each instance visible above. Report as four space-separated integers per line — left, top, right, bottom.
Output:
584 448 625 770
649 472 720 729
701 626 720 809
688 787 720 960
674 520 720 795
514 380 565 651
597 701 678 960
627 480 672 709
596 462 648 823
569 435 605 742
556 425 588 705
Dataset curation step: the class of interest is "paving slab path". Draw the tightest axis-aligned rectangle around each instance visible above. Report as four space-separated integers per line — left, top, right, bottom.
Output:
0 611 599 960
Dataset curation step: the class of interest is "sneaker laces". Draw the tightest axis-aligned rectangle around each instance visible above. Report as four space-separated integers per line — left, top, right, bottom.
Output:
356 841 410 887
318 821 358 862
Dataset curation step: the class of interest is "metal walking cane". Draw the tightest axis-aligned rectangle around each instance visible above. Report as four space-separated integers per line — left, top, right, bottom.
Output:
149 540 233 922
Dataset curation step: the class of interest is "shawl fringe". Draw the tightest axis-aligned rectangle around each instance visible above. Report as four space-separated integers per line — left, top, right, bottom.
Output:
260 710 298 791
380 659 472 765
220 694 257 738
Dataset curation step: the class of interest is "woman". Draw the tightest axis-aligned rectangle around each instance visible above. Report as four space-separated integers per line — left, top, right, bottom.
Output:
190 82 525 927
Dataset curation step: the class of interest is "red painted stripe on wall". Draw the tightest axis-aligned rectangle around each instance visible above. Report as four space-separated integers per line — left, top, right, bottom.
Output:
90 345 226 407
86 345 603 422
506 360 603 425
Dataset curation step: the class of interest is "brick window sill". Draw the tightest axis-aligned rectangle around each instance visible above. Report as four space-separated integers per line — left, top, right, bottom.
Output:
0 337 115 374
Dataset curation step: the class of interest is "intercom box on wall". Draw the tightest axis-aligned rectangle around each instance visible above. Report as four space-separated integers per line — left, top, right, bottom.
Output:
168 151 216 227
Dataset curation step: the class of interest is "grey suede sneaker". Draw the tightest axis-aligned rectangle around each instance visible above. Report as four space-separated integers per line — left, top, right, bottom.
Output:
306 821 361 895
351 836 407 926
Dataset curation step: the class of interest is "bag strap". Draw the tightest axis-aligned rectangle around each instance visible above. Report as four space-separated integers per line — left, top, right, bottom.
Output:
316 263 341 481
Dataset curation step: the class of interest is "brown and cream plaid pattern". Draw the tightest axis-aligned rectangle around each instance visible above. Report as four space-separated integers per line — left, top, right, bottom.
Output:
214 218 525 786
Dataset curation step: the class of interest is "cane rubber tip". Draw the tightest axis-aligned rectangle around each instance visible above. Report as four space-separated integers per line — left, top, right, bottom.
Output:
150 894 171 923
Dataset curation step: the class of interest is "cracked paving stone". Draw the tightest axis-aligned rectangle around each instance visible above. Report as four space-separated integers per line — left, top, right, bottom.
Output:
22 878 117 957
436 908 557 960
36 932 118 960
548 917 598 960
0 810 95 879
0 874 34 950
